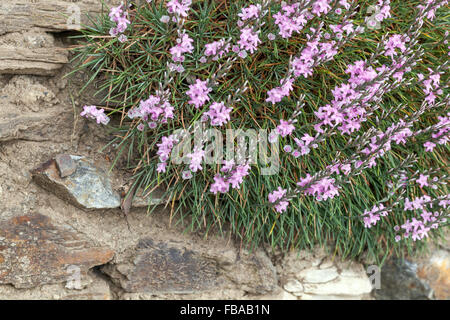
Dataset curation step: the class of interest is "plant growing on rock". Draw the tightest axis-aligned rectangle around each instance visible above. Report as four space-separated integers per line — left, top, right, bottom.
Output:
70 0 449 263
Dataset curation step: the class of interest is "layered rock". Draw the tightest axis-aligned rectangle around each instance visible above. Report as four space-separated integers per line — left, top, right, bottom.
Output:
0 213 114 289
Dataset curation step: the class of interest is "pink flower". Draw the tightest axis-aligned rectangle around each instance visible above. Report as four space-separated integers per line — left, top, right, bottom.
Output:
80 105 110 125
268 187 290 213
186 146 205 172
204 102 232 126
186 79 212 109
276 120 296 137
423 141 436 152
166 0 192 17
416 174 429 188
238 4 261 21
204 39 230 60
210 175 230 194
237 27 261 54
170 33 194 63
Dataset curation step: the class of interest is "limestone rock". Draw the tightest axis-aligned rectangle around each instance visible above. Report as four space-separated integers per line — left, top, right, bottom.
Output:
0 213 114 289
303 275 372 296
0 46 68 75
297 267 339 284
31 156 121 210
0 0 121 35
283 279 304 295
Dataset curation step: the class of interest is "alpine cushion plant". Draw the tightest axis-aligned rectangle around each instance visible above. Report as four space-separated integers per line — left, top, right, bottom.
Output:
71 0 449 263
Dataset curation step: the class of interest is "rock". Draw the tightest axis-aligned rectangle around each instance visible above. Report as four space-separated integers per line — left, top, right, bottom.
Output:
255 287 298 300
417 250 450 300
0 112 59 142
303 275 373 296
0 272 112 300
226 249 278 295
132 187 167 207
55 154 77 178
375 250 450 300
299 293 369 300
31 156 121 210
283 279 304 295
0 0 121 35
101 238 219 294
0 46 68 75
297 267 339 284
0 213 114 289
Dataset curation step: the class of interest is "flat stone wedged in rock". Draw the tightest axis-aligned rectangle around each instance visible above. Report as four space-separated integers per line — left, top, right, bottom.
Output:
0 213 114 289
31 155 121 210
101 238 219 294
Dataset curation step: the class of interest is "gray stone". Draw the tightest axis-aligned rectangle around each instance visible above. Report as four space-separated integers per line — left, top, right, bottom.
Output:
31 156 121 210
373 251 450 300
55 154 77 178
101 238 219 294
132 187 167 207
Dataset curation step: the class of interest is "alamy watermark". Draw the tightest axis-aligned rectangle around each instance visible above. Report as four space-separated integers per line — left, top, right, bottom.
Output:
66 4 81 30
168 122 281 175
367 265 381 290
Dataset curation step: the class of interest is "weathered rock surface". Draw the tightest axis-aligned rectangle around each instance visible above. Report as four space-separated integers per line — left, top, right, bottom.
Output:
0 46 68 75
0 272 112 300
417 250 450 300
375 250 450 300
31 156 121 210
102 238 278 296
55 154 77 178
0 0 120 35
132 187 167 207
102 238 219 294
0 75 72 143
0 213 114 289
277 250 373 300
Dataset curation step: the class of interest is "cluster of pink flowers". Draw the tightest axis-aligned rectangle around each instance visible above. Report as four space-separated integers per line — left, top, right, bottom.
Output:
237 27 262 55
186 146 205 172
166 0 192 18
267 5 365 106
210 161 251 194
397 194 449 241
298 174 340 201
238 4 262 21
170 32 194 63
362 204 389 228
156 134 179 173
203 39 231 61
109 3 130 42
186 79 212 109
418 69 444 105
80 105 110 125
423 112 450 152
417 0 448 20
127 95 174 130
268 187 290 213
202 102 232 126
